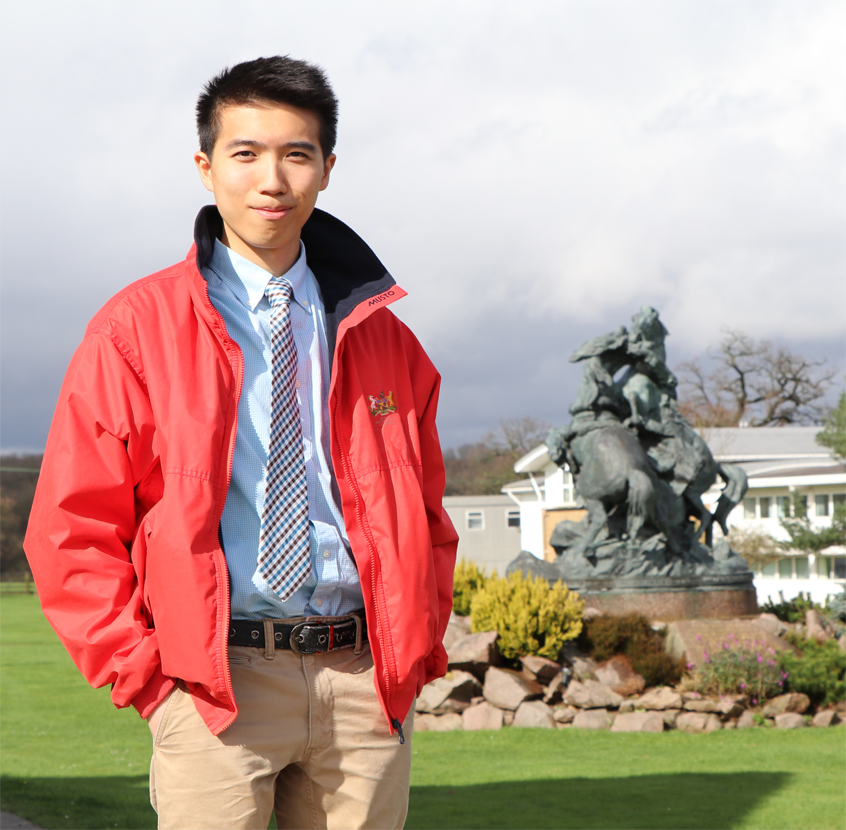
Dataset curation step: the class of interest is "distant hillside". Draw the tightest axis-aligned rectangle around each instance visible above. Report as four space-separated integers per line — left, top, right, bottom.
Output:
1 455 42 578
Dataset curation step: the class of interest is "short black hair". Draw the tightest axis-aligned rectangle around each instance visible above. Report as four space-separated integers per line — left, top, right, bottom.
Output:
197 56 338 159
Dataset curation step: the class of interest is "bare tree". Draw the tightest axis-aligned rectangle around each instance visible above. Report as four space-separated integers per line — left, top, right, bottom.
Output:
676 330 835 427
444 417 551 495
482 416 552 456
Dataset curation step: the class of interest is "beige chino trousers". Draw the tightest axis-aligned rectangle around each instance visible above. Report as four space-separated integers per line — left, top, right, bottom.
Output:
149 643 414 830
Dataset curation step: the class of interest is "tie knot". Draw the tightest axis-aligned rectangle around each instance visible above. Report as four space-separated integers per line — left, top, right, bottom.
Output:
266 278 293 309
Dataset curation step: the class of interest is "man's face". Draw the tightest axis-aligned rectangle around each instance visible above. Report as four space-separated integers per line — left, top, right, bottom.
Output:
195 102 335 276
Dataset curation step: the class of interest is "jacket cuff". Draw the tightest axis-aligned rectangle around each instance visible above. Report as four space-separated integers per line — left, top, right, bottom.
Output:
130 665 177 719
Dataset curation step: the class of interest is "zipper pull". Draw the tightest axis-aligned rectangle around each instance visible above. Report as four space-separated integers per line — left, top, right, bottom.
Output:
391 718 405 745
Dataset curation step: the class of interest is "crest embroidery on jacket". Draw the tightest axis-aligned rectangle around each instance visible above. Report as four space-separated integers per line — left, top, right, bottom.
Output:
369 390 397 417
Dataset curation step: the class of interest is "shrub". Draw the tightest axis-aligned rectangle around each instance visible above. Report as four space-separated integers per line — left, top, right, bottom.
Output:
691 637 785 703
779 633 846 708
470 571 583 661
452 558 490 617
760 591 821 624
578 613 685 687
824 588 846 626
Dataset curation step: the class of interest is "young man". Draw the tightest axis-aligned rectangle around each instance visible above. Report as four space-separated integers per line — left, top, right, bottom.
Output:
25 56 457 829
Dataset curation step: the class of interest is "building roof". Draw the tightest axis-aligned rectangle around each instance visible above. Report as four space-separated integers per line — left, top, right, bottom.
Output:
748 463 845 479
513 444 551 474
513 426 834 475
696 426 829 462
443 494 515 507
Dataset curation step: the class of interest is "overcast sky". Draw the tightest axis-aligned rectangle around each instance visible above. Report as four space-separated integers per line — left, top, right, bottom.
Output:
2 1 844 453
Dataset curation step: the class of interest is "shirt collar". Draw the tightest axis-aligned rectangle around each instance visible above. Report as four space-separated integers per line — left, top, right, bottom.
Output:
207 239 311 313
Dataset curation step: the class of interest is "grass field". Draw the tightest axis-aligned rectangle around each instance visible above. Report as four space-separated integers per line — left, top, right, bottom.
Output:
2 594 844 830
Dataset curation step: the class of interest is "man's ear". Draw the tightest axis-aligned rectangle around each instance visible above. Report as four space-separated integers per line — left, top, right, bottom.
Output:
194 151 215 194
319 153 337 192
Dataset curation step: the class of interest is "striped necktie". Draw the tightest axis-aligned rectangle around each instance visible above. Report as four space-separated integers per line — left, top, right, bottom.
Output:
258 278 311 599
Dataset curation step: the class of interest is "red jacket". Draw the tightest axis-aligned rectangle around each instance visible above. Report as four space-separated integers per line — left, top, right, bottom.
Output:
24 207 458 735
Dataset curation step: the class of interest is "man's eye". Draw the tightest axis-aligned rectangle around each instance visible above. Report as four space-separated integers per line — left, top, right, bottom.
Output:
234 151 255 159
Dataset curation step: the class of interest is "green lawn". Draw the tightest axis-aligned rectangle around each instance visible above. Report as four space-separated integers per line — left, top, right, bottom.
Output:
2 594 844 830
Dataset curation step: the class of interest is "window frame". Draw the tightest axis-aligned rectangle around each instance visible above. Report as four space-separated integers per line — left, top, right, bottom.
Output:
465 510 485 531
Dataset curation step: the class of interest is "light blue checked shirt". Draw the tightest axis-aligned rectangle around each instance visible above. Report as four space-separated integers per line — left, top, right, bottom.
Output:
204 239 363 620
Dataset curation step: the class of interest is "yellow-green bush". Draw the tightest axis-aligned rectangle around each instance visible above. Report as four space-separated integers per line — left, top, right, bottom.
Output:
470 571 584 660
452 558 490 617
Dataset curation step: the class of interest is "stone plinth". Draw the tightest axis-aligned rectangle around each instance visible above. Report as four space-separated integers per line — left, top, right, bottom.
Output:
563 573 757 621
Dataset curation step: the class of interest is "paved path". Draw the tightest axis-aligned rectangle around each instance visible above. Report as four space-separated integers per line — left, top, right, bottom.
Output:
0 812 42 829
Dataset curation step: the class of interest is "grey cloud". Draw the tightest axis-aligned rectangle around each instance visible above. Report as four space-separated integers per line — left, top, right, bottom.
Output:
2 0 843 451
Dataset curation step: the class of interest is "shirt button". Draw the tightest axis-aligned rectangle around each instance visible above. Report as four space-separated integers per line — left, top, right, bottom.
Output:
316 598 324 608
296 380 301 388
323 550 331 560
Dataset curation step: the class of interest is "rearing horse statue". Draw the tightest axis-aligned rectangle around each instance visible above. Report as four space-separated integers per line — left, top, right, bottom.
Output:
547 306 748 566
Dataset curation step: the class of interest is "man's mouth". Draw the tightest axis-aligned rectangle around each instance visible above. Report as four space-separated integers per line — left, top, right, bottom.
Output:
252 206 293 219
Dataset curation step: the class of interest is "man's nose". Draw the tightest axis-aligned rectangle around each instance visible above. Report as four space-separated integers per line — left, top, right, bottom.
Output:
259 160 288 194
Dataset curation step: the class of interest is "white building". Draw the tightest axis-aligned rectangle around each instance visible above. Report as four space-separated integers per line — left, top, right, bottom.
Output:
502 426 845 605
442 494 523 575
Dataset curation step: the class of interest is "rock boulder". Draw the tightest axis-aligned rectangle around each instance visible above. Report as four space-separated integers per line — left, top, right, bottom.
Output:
448 631 501 680
775 712 807 729
737 710 757 729
572 709 613 730
483 666 543 711
636 687 682 710
676 712 721 733
594 655 645 697
611 711 664 733
553 705 578 724
762 693 810 717
682 698 719 713
563 679 624 710
513 700 556 729
416 670 482 714
462 701 504 731
543 672 568 704
811 710 841 728
520 655 563 685
442 613 472 651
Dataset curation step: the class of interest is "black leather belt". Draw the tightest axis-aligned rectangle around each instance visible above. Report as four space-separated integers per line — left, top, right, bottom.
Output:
228 611 367 655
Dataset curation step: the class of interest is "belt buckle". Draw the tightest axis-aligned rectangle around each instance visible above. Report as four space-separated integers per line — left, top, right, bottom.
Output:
289 614 363 655
289 622 332 655
289 622 310 654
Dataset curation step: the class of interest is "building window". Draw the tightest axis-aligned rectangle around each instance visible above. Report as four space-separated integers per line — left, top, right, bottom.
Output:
815 495 830 517
563 472 575 505
794 557 809 579
778 558 793 579
834 558 846 580
833 494 845 510
466 511 484 531
743 498 756 519
817 557 832 578
776 496 789 519
759 497 771 519
761 561 777 577
506 509 521 529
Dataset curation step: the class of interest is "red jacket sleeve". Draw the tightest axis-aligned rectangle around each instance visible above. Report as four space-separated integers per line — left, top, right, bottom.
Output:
414 354 458 684
24 330 174 717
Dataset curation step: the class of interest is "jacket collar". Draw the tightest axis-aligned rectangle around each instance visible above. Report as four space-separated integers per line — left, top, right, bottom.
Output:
193 205 397 359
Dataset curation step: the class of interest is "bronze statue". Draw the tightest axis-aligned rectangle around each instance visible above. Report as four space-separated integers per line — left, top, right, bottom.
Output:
510 307 752 585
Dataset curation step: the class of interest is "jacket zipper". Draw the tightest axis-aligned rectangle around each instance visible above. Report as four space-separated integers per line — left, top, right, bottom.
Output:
331 376 404 743
203 279 242 731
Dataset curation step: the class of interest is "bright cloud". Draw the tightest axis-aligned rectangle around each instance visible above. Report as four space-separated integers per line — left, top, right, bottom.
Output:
2 0 843 450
